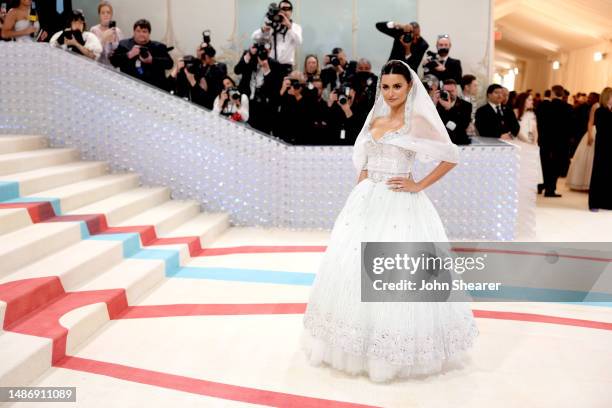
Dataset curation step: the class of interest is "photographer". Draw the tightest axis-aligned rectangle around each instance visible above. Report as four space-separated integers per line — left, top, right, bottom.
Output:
320 47 357 94
274 71 308 144
212 76 249 123
234 39 283 134
301 76 332 144
91 1 123 66
303 54 320 82
423 34 462 83
349 58 378 130
326 80 360 145
110 19 173 91
375 20 428 72
251 1 302 77
422 74 440 102
49 9 102 60
436 79 471 145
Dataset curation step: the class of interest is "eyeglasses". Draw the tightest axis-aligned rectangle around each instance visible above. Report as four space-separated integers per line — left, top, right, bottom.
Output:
438 34 450 39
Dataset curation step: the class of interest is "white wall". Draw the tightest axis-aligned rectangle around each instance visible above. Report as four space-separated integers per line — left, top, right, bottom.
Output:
417 0 494 85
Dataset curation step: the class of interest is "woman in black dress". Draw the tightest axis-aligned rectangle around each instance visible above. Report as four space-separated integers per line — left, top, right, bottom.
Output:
588 87 612 211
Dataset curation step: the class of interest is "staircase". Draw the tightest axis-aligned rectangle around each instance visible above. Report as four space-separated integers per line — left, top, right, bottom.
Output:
0 135 231 387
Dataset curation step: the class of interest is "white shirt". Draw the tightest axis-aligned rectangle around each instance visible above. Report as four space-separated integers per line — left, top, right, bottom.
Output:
251 22 302 66
49 30 103 60
212 94 250 122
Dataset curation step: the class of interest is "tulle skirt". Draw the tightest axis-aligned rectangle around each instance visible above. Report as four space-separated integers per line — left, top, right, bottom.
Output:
302 177 479 382
566 130 596 191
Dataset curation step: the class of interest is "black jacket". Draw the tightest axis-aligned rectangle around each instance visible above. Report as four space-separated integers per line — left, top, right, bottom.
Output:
375 21 428 72
110 38 173 91
536 99 575 151
37 0 72 41
475 103 520 138
437 98 472 145
425 56 462 83
234 51 283 101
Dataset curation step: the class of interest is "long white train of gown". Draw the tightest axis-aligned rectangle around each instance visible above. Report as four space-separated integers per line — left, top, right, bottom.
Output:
302 177 479 382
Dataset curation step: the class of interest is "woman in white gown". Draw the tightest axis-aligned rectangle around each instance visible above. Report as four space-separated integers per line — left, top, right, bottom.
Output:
566 101 599 191
1 0 40 42
302 60 479 382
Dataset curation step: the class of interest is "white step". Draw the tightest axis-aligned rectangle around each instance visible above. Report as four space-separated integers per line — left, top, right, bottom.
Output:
0 148 79 176
32 173 140 213
0 332 52 387
68 187 170 226
0 208 32 235
0 135 47 155
118 200 200 237
0 161 108 196
0 239 125 290
0 222 83 277
62 258 165 356
164 212 230 248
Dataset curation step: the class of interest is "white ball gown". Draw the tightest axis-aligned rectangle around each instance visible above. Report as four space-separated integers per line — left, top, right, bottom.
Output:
302 63 479 382
566 129 596 191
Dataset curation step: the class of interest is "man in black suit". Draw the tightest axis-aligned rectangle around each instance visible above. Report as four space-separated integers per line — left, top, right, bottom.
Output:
423 34 462 83
475 84 519 140
535 84 575 197
110 19 173 91
233 43 283 134
436 79 472 145
37 0 72 42
375 20 428 72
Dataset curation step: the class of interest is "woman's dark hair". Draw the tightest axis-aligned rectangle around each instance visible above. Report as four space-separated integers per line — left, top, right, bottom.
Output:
223 76 236 87
380 60 413 84
514 92 530 120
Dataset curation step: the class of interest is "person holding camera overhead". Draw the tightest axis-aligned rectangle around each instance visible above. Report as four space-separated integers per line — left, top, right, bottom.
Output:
91 1 122 66
251 0 302 77
375 20 428 72
212 76 249 123
423 34 462 83
234 39 283 134
110 19 173 91
435 79 472 145
49 9 102 60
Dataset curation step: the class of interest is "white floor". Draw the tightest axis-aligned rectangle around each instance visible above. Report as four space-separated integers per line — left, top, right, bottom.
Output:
8 178 612 408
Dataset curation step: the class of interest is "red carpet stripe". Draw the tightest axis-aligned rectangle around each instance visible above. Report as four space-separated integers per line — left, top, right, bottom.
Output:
117 303 307 319
473 309 612 331
55 356 381 408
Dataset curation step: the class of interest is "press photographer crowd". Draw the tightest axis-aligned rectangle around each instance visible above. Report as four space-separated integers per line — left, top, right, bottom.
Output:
1 0 610 179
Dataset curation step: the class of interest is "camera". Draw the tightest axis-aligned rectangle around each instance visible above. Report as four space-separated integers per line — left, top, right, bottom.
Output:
58 29 84 45
182 55 202 74
108 20 116 29
426 50 438 60
139 46 150 59
227 87 242 101
264 3 283 31
439 90 450 101
290 78 302 90
334 83 352 105
202 30 211 45
326 54 340 67
253 40 270 60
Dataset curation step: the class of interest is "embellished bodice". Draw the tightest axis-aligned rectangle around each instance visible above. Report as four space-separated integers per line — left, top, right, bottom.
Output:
364 130 416 182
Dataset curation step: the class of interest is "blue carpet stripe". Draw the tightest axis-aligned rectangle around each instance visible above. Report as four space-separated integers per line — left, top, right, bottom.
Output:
0 181 20 201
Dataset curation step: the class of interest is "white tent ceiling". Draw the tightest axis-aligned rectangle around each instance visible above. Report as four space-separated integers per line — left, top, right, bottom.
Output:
495 0 612 60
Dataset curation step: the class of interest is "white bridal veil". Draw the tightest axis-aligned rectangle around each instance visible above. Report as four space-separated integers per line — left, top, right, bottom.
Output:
352 60 459 172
